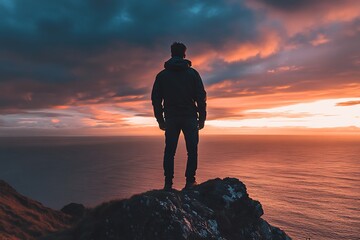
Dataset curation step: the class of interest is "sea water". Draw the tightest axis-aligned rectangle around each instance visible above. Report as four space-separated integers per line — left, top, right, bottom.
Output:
0 135 359 239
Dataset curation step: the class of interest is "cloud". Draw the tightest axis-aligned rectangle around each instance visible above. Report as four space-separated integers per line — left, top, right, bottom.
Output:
204 20 360 99
336 101 360 106
252 0 337 12
0 0 359 134
310 34 330 46
207 98 360 129
0 0 261 114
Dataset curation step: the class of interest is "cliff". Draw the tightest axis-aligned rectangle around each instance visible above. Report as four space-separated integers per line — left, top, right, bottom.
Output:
1 178 291 240
0 180 71 240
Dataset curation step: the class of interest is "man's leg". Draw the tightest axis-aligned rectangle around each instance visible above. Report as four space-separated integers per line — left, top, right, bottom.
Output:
182 117 199 184
163 118 181 185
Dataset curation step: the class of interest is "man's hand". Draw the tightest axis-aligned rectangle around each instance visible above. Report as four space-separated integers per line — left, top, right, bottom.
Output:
159 122 166 131
198 121 205 130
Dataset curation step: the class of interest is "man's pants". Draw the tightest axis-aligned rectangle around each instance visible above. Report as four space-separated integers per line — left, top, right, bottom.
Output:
163 117 199 183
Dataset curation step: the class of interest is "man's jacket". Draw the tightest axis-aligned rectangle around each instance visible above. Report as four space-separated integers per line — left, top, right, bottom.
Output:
151 56 207 125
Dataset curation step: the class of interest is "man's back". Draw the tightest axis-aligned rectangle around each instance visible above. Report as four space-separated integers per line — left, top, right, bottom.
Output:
151 42 206 190
152 57 206 118
152 56 206 123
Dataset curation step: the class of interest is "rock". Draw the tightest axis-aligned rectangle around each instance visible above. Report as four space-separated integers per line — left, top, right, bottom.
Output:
0 178 292 240
0 180 72 240
60 178 292 240
61 203 86 219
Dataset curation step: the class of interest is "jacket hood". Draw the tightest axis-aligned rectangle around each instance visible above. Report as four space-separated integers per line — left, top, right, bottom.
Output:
164 57 192 71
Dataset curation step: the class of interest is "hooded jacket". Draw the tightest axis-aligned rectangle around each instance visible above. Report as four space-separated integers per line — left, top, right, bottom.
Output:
151 56 207 124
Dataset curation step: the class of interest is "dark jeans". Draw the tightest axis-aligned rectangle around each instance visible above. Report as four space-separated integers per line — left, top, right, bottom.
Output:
164 117 199 183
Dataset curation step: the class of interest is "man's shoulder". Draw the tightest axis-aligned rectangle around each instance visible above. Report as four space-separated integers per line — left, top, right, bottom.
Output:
189 67 200 75
156 69 168 78
187 67 202 79
156 67 200 79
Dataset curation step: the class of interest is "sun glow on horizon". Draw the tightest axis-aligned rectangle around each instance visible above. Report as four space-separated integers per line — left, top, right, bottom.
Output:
207 98 360 129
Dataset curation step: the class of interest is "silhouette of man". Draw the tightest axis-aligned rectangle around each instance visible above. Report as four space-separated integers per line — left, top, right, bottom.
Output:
151 42 207 190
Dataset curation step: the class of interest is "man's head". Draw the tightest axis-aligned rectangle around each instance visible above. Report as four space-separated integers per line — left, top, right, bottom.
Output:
171 42 187 58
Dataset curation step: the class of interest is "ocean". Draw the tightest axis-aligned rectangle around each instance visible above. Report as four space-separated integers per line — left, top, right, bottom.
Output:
0 135 359 240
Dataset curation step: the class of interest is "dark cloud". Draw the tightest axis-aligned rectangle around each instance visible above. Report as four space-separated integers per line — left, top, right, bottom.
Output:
14 112 73 118
252 0 349 12
0 0 359 128
0 0 257 59
38 112 73 118
254 0 314 11
0 0 260 113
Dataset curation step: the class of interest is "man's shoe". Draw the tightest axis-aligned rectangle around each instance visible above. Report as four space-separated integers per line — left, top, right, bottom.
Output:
163 182 173 191
183 181 198 190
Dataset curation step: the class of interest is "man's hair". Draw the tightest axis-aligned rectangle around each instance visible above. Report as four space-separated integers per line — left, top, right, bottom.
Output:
171 42 187 58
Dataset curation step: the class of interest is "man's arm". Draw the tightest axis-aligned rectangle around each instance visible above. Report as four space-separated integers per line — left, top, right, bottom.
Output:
193 70 207 129
151 75 166 130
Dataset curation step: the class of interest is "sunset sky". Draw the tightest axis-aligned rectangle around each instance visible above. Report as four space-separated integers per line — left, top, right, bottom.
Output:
1 0 360 136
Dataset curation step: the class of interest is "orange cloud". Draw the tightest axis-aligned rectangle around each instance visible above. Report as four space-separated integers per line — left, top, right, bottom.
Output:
336 100 360 106
267 66 302 73
53 105 69 110
207 83 360 118
191 30 281 71
221 31 280 63
51 119 60 123
191 50 218 72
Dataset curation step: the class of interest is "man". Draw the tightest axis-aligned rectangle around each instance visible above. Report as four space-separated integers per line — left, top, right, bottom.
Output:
151 42 207 190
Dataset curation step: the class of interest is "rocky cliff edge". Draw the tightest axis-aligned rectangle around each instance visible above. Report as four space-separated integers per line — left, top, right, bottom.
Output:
0 178 291 240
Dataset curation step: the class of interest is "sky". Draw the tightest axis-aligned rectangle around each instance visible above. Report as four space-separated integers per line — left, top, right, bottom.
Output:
0 0 360 136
